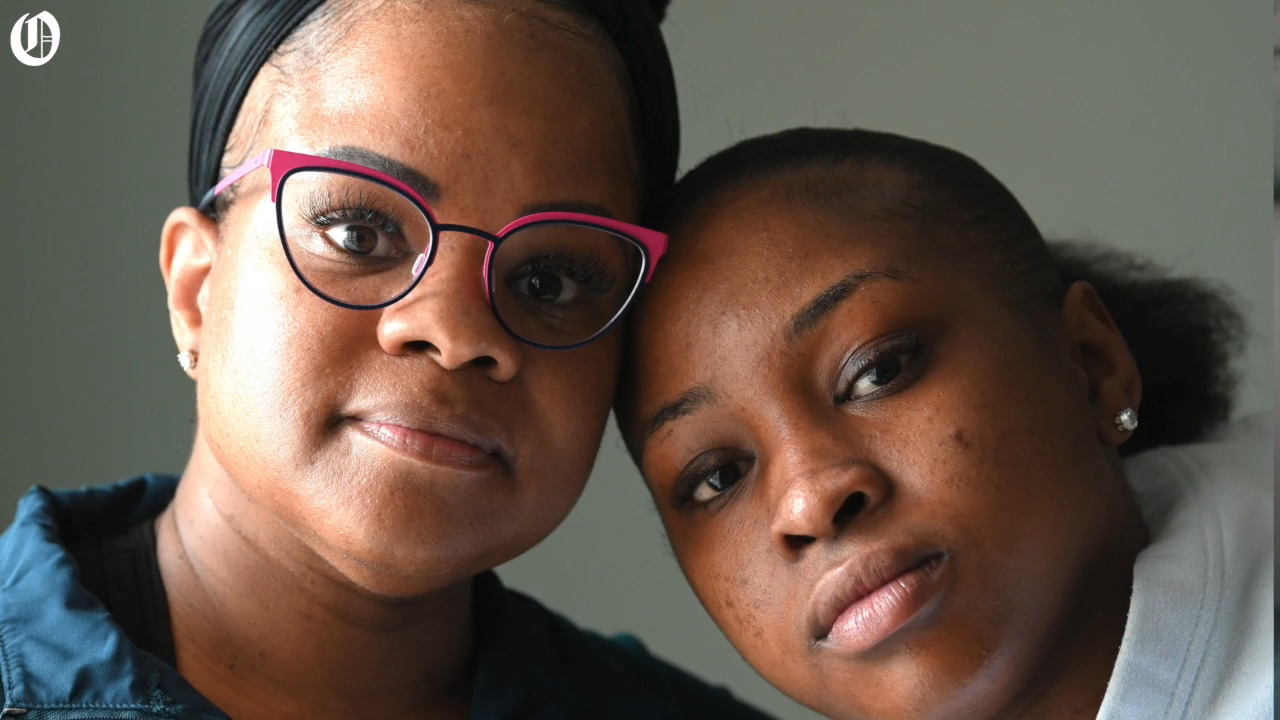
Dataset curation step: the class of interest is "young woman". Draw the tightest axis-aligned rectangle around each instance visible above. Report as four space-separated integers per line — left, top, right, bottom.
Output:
618 127 1272 719
0 1 772 718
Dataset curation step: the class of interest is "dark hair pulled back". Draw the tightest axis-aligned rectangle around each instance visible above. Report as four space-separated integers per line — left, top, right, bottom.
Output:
188 0 678 214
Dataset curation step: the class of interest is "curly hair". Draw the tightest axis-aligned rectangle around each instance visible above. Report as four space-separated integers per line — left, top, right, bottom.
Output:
1047 240 1245 455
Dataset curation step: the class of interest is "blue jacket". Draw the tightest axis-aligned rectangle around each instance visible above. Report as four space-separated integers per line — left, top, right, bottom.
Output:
0 475 773 719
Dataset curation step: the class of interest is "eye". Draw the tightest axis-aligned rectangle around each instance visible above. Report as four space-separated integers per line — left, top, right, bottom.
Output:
511 271 582 304
507 252 616 306
676 456 753 507
848 352 911 399
323 223 394 257
838 334 923 404
692 460 749 502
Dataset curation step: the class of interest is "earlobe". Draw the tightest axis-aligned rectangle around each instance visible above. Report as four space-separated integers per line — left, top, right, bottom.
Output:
160 207 218 378
1060 281 1143 446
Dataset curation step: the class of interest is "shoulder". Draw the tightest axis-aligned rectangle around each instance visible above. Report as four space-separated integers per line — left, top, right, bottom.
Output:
1112 415 1274 717
3 474 178 538
485 577 774 719
1123 414 1272 613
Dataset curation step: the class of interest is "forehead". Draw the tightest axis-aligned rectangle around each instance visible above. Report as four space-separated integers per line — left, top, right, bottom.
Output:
640 183 940 338
254 1 636 209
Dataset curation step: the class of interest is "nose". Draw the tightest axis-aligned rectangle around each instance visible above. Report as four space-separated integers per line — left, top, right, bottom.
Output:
376 230 522 382
768 441 892 560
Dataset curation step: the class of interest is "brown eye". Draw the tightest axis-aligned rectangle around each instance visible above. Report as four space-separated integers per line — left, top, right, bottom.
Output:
325 224 383 255
511 270 579 304
837 333 923 404
849 352 910 399
691 459 751 503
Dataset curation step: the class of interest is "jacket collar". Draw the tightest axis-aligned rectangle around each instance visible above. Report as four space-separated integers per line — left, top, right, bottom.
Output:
0 475 225 718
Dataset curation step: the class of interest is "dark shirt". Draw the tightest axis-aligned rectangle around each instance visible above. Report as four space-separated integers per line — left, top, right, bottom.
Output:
69 518 176 667
0 475 775 719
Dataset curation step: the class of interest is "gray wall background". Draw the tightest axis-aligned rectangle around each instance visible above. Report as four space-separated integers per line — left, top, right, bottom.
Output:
1 2 1271 718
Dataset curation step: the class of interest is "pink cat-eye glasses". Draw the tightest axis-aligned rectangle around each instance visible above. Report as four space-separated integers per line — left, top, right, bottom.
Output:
198 148 668 350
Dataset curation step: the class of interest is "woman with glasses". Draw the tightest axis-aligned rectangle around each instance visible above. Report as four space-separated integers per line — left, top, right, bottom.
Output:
617 127 1272 719
0 1 770 718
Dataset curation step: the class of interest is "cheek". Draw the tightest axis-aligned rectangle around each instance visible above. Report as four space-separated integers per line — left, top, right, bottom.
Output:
505 336 620 508
895 357 1114 641
199 225 361 470
943 392 1097 540
671 514 792 664
901 386 1078 559
893 326 1099 526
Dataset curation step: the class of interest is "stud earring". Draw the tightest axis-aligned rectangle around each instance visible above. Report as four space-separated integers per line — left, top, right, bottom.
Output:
177 350 198 372
1114 407 1138 433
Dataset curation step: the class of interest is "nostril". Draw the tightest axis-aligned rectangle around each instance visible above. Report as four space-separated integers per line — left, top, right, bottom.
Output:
400 341 492 363
833 491 868 529
784 534 817 553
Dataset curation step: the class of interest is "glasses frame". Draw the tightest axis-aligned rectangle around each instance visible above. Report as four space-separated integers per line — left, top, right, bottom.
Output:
197 148 668 350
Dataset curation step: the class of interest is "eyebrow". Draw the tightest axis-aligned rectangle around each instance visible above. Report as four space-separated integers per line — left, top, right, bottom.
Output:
320 146 617 220
320 146 442 204
638 267 909 448
642 384 720 445
787 267 907 345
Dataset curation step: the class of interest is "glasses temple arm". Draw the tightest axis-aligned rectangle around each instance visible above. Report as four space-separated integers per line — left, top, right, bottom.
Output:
196 149 274 213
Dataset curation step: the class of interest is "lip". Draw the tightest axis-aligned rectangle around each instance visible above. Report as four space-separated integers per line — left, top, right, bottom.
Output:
347 407 511 470
808 546 948 655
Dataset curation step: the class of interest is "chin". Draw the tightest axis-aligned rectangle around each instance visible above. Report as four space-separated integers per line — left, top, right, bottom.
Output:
318 509 553 598
322 536 490 598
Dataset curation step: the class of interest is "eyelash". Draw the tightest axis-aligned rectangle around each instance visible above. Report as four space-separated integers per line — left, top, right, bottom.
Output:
301 189 407 237
835 332 923 405
509 250 617 293
671 451 753 511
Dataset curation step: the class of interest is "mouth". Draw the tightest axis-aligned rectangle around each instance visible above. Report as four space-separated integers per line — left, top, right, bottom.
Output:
808 547 948 655
347 411 510 471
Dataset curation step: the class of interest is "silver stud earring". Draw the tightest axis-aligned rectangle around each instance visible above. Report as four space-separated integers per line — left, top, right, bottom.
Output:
1114 407 1138 433
177 350 198 372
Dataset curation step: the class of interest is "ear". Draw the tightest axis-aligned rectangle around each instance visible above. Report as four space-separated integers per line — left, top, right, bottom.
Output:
160 207 219 379
1059 281 1142 447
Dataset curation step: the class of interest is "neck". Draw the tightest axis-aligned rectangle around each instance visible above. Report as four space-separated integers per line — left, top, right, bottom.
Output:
994 490 1149 720
156 436 474 720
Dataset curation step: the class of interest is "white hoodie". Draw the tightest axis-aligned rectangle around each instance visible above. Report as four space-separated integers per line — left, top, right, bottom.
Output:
1097 415 1274 719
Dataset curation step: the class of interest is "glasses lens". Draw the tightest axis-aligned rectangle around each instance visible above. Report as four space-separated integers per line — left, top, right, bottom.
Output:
278 170 432 307
490 222 645 347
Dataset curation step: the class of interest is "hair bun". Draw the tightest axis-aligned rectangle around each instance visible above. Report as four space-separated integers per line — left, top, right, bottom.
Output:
647 0 670 22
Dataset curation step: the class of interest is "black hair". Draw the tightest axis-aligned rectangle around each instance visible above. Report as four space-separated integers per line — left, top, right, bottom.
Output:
616 127 1244 458
189 0 677 218
1047 240 1244 455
